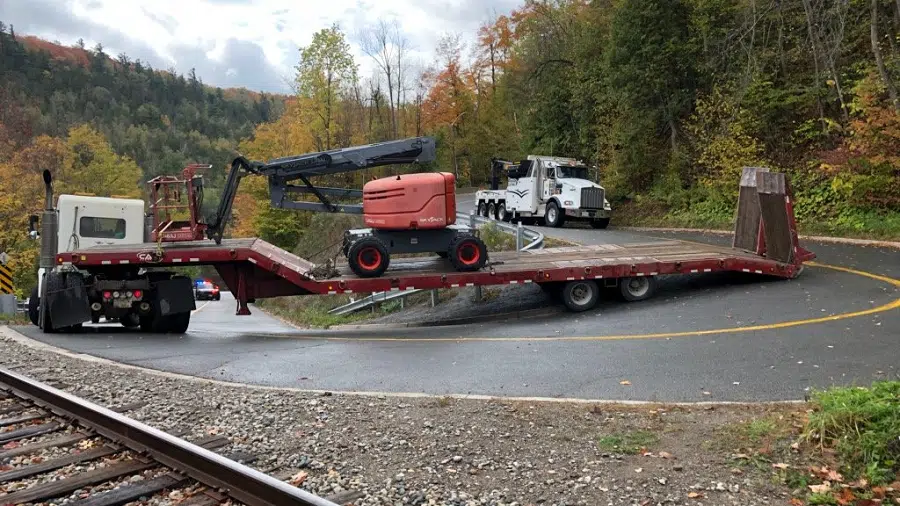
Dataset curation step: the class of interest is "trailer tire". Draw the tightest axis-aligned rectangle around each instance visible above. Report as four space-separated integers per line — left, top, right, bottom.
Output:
28 287 40 326
477 201 488 217
448 235 488 272
561 280 599 312
487 202 497 220
590 218 611 229
498 202 510 222
348 236 391 278
619 276 658 302
545 201 565 227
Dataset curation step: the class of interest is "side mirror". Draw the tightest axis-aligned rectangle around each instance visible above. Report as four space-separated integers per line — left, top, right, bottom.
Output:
28 215 39 239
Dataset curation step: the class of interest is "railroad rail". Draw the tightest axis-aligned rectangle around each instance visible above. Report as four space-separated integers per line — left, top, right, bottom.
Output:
0 366 339 506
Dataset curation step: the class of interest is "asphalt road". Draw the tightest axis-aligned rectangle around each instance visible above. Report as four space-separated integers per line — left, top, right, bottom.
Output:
10 196 900 402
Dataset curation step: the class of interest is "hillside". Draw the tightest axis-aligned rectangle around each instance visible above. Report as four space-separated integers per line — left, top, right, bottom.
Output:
0 24 286 179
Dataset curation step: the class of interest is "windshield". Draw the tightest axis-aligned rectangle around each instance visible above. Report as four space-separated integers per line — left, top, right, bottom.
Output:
556 165 590 179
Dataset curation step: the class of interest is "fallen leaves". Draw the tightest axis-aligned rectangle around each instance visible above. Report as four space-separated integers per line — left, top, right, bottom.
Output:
772 462 790 470
808 481 832 494
658 451 674 459
289 471 308 486
789 499 804 506
619 380 631 386
687 491 704 499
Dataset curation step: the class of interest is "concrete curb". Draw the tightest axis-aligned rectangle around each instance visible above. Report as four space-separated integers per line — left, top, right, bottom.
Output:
329 306 562 330
618 226 900 249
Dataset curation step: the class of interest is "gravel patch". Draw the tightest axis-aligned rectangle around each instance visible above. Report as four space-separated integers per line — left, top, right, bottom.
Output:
0 330 802 505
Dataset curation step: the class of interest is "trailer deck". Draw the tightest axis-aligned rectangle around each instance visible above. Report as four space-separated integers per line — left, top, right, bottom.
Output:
57 168 815 315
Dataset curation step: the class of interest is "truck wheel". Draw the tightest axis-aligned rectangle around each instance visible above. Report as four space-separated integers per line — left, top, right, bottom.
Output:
28 287 40 326
477 201 488 217
498 202 510 222
562 280 599 312
487 202 497 220
121 313 140 329
545 201 565 227
448 235 488 272
348 236 390 278
165 312 191 334
619 276 658 302
591 218 611 229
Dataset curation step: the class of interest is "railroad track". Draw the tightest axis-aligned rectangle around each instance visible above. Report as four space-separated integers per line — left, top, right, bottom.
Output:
0 367 339 506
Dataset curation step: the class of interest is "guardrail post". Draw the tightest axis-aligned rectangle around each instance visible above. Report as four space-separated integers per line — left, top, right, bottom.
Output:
473 285 482 302
469 210 477 229
0 295 15 316
430 289 437 307
516 221 524 251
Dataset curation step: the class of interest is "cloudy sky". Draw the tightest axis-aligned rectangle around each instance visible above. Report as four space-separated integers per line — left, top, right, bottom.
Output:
0 0 520 93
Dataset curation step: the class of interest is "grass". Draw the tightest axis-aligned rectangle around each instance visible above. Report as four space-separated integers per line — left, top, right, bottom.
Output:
802 381 900 484
597 430 660 454
0 313 29 325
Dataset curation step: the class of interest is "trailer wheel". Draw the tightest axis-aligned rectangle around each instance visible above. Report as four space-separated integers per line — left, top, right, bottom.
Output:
545 201 565 227
28 287 40 326
348 236 390 278
498 202 510 222
619 276 658 302
448 235 488 272
487 202 497 220
477 201 488 217
562 280 599 312
590 218 611 229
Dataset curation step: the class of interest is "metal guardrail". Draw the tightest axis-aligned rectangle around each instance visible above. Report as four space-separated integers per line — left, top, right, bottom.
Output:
329 211 544 316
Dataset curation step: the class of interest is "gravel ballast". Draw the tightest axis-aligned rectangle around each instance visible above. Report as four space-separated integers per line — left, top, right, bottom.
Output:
1 327 804 506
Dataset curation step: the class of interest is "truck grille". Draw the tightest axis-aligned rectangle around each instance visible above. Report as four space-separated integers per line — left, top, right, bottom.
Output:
580 188 605 209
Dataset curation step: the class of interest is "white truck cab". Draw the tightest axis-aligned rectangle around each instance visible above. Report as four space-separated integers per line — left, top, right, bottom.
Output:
476 155 612 228
36 195 145 298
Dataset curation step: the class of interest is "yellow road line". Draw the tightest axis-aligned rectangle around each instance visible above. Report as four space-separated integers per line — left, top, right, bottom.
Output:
191 301 210 315
274 262 899 343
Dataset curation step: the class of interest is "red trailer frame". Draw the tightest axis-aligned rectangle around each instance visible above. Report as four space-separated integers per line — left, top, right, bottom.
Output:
57 169 815 315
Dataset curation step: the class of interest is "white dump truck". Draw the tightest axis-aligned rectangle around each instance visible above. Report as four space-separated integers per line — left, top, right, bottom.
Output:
475 155 612 228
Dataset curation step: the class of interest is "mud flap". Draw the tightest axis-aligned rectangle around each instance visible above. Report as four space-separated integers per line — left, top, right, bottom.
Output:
153 276 196 316
45 272 91 329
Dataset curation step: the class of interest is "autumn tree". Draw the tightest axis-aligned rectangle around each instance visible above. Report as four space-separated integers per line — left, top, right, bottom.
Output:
61 124 142 197
296 25 358 150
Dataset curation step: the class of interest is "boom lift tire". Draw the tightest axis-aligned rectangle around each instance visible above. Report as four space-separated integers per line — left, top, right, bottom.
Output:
448 235 488 272
545 201 565 227
348 236 391 278
619 276 658 302
28 287 39 326
561 280 599 312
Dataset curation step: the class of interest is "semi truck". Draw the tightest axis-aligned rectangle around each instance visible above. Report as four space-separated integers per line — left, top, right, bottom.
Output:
475 156 613 228
26 137 813 334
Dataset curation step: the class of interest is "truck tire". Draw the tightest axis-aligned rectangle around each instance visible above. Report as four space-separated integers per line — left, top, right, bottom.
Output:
497 202 510 222
28 287 40 326
40 272 65 333
448 235 488 272
487 202 497 220
619 276 658 302
165 312 191 334
477 201 488 217
562 280 599 312
121 313 140 329
591 218 611 229
348 236 390 278
545 201 565 227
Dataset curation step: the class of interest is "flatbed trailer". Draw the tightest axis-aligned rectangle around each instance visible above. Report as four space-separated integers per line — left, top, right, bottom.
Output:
57 168 815 315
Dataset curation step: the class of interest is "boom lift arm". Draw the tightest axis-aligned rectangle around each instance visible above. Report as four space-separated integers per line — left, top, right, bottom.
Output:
205 137 437 244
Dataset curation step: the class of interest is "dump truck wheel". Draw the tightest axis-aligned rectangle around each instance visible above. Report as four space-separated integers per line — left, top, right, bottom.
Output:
562 280 599 312
619 276 658 302
448 235 488 272
348 236 390 278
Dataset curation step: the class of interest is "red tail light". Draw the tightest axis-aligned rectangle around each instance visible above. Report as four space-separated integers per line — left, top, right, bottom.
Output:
133 290 142 298
103 291 112 299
